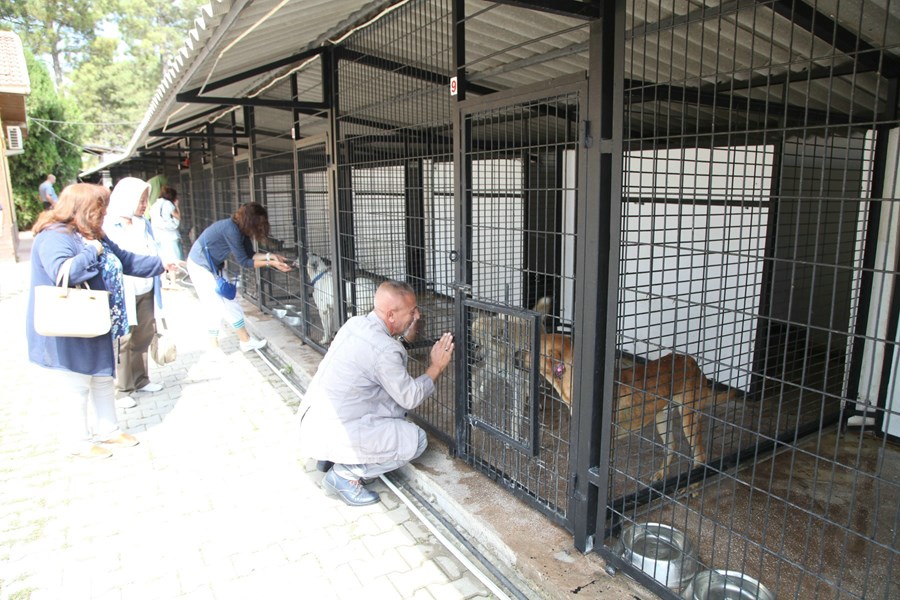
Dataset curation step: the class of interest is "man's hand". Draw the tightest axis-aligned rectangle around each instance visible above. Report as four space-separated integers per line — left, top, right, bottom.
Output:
427 332 455 381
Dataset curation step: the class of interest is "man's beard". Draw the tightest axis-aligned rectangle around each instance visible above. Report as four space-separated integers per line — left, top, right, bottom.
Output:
400 318 419 343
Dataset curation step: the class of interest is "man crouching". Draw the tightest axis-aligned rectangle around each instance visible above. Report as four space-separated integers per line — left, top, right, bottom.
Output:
298 280 455 506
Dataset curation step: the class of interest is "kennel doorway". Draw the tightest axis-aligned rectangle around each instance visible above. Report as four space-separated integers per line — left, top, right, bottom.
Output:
457 78 584 525
293 136 334 348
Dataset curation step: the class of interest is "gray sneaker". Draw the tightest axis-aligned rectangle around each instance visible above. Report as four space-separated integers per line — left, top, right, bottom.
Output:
322 469 379 506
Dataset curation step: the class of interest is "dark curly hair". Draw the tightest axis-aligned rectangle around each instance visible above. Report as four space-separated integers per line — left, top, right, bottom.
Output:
232 202 270 241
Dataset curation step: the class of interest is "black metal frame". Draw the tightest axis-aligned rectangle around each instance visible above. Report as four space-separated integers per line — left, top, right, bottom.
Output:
106 1 900 598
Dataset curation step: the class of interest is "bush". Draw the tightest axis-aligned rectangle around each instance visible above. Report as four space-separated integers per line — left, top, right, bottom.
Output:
14 189 43 231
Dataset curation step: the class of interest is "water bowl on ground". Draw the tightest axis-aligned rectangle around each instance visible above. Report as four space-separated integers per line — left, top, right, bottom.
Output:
272 308 288 318
620 522 698 590
682 570 774 600
281 304 298 312
283 315 302 327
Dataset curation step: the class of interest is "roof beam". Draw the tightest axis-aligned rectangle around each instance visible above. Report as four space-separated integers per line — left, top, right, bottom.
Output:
146 129 244 139
178 46 326 98
337 48 498 97
157 105 230 131
627 82 855 125
764 0 900 77
485 0 601 20
174 95 328 111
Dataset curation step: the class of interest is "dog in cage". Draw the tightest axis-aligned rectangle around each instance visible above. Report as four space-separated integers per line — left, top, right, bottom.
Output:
613 353 741 481
469 298 553 440
524 333 740 481
306 253 378 345
471 298 739 482
470 297 580 416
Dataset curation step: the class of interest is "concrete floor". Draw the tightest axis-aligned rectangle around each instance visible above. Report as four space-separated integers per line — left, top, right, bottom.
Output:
613 427 899 599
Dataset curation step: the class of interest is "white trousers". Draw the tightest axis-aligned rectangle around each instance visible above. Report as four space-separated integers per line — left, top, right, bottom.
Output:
186 257 246 335
47 369 120 451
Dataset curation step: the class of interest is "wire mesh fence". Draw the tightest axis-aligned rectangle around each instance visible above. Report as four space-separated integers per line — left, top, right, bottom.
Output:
109 0 900 597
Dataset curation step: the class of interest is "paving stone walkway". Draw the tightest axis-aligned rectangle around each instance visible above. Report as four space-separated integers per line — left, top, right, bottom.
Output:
0 250 499 600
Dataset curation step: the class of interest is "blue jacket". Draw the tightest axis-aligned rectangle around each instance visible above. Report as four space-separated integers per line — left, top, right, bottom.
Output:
188 218 254 273
27 227 165 376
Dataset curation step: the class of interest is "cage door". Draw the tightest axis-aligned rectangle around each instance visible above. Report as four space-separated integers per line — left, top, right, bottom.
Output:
465 300 543 455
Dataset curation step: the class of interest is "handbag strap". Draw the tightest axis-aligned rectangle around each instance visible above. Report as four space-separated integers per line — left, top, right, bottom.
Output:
54 257 76 288
204 245 218 275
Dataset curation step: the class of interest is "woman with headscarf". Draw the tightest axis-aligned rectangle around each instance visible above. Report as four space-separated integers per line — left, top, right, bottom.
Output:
27 183 172 459
186 202 292 352
104 177 164 409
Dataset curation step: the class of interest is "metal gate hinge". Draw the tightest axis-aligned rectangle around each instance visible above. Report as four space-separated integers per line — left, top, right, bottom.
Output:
581 120 593 148
450 282 473 295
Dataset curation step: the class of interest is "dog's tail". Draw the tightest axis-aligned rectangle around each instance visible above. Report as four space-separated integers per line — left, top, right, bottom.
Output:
533 296 552 316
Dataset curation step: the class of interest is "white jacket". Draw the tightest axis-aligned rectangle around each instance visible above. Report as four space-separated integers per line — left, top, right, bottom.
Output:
104 177 157 325
150 198 180 242
297 312 435 464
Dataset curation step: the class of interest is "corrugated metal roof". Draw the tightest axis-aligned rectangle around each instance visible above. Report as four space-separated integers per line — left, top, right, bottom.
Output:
126 0 401 153
86 0 900 177
0 31 30 96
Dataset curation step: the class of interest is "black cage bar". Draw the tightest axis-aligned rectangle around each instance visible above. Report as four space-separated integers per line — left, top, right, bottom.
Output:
107 1 900 598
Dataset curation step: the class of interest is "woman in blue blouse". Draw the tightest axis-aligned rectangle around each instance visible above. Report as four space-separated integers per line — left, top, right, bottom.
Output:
186 202 292 352
27 184 171 459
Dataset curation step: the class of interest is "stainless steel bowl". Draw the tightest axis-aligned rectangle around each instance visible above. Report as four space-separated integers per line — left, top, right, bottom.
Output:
284 315 302 327
281 304 298 312
620 522 699 590
272 308 288 318
682 570 774 600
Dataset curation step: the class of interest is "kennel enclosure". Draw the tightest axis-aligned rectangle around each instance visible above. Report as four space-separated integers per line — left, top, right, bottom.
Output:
93 1 900 598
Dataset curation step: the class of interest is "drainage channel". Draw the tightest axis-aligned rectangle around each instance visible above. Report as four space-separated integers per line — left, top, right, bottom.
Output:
250 345 531 600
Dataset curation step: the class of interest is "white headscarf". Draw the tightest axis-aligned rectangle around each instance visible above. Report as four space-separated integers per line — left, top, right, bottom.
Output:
107 177 151 220
104 177 157 325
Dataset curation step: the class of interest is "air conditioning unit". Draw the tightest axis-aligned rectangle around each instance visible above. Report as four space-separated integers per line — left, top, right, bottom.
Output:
5 126 23 155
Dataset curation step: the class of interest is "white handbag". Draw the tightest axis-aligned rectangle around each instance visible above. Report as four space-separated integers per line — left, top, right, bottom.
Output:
150 317 177 365
33 258 112 338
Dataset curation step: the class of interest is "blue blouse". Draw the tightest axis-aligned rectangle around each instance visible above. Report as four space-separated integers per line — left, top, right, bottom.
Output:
187 218 254 273
27 227 164 376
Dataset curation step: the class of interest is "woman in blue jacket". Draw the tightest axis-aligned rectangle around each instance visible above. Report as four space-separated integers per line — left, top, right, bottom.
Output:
186 202 291 352
27 183 171 459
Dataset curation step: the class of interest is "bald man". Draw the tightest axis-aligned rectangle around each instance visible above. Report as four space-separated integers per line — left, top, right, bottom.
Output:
39 174 58 209
297 280 454 506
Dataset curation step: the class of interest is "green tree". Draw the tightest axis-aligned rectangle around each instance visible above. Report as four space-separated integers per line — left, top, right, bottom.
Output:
0 0 112 89
8 51 84 230
81 0 206 150
1 0 207 178
69 37 151 151
116 0 205 72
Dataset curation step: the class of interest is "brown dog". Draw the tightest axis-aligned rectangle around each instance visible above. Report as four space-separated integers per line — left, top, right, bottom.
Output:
470 299 575 411
534 345 735 481
532 332 575 409
614 353 738 480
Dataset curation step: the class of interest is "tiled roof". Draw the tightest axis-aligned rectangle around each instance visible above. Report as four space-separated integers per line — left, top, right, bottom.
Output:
0 31 30 96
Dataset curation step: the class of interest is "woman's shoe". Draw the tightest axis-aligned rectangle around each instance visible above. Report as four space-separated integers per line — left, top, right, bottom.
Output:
71 445 113 459
115 396 137 409
99 433 139 448
239 337 267 352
